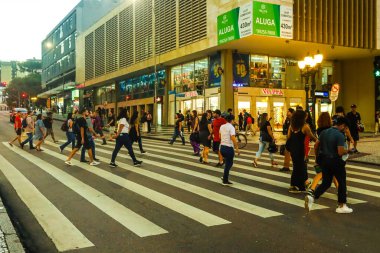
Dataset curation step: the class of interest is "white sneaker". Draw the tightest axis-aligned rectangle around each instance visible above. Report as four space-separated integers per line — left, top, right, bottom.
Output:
90 161 100 166
336 204 353 214
65 160 72 166
305 195 314 212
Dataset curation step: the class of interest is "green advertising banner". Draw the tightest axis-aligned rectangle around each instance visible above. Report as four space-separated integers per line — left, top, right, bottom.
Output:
217 1 293 45
217 8 240 45
253 1 280 37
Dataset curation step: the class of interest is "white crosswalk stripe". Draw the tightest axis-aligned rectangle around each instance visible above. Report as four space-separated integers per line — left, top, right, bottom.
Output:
1 135 378 251
0 155 94 252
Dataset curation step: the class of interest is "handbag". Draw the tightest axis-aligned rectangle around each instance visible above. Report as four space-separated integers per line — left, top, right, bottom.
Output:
190 132 200 143
279 145 286 155
357 123 364 132
267 142 278 153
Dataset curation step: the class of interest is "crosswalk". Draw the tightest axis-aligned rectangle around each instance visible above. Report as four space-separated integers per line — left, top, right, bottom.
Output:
1 137 379 252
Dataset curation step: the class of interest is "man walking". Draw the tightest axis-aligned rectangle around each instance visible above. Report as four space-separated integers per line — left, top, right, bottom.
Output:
20 111 35 150
43 112 58 143
305 117 352 213
65 108 99 166
8 111 23 147
146 111 152 133
80 111 100 163
346 104 361 153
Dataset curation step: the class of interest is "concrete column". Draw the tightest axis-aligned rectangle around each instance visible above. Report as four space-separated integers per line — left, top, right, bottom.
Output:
220 50 234 112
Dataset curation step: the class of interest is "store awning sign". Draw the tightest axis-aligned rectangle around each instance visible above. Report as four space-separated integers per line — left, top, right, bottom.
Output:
261 88 284 96
217 1 293 45
315 91 329 98
176 91 198 98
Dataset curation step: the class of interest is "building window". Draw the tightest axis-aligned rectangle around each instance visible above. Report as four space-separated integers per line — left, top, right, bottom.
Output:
250 55 268 87
269 57 286 89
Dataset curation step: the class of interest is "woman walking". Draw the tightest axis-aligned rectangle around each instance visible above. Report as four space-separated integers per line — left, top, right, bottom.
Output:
34 114 46 151
169 113 185 145
252 113 277 167
59 113 75 152
220 115 240 185
189 110 200 154
199 112 213 164
129 111 146 154
287 110 317 193
109 108 142 167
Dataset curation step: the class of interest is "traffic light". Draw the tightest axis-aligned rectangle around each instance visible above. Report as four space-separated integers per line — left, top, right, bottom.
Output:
21 92 28 99
0 82 6 87
126 95 131 101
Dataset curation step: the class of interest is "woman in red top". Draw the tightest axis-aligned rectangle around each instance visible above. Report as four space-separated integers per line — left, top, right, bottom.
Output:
8 111 23 147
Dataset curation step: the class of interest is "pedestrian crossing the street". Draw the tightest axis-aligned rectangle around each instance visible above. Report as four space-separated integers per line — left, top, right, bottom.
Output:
1 138 379 252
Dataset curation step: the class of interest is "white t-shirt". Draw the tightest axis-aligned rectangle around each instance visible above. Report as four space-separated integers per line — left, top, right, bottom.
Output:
220 123 236 147
119 118 130 133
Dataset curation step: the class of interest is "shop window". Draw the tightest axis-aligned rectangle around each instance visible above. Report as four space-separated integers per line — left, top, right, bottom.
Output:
208 97 219 112
182 62 195 92
171 65 182 91
285 60 303 89
256 97 268 116
290 98 302 110
269 57 285 89
250 55 268 87
195 98 204 115
194 58 208 94
238 101 250 113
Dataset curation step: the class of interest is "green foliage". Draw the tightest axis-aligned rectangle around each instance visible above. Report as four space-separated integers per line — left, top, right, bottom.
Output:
17 59 42 73
5 73 42 107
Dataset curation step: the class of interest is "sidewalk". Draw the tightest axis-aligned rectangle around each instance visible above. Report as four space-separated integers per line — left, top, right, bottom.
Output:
0 198 25 253
141 130 380 166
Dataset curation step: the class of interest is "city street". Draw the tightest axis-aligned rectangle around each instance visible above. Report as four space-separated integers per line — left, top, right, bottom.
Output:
0 111 380 253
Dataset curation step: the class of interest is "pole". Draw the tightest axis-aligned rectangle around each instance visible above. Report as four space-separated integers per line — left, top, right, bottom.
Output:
311 71 316 126
153 0 158 133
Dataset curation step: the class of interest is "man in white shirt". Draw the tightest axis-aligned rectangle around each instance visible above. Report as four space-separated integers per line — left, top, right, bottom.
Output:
219 115 240 185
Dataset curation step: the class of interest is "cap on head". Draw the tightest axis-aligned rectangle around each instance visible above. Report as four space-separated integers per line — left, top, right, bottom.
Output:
351 104 357 108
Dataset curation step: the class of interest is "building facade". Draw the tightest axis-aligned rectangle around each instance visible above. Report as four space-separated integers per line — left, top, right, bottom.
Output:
73 0 379 130
39 0 124 114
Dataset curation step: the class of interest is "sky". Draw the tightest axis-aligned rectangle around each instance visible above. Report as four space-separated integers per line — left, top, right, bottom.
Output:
0 0 81 62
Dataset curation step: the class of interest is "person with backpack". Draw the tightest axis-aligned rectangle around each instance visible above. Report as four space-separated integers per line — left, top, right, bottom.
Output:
65 108 99 166
146 111 152 133
81 111 100 163
20 111 35 150
59 113 75 153
43 112 58 143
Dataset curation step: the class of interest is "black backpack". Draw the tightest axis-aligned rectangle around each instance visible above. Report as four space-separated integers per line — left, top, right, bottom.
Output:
22 117 28 128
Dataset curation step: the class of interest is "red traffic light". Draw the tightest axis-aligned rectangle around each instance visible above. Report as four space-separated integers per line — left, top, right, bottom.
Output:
126 95 131 100
0 82 7 87
21 92 28 98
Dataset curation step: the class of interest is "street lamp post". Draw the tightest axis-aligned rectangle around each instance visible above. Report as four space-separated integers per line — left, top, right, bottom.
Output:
298 52 323 126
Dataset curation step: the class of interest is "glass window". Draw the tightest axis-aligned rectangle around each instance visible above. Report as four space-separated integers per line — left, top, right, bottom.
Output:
194 58 208 91
269 57 285 88
182 62 194 92
171 65 182 91
250 55 268 87
284 60 303 89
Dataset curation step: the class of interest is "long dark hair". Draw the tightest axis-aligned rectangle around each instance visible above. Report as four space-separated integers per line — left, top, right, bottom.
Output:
291 110 306 130
67 113 73 120
37 114 42 120
117 108 128 121
200 113 208 127
130 111 139 125
259 113 269 128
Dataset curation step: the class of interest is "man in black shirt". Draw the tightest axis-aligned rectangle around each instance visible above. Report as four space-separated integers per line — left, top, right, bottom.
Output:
346 104 361 153
43 112 58 143
65 108 99 166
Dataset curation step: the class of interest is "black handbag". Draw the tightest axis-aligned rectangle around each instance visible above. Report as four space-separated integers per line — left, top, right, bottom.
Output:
267 142 278 153
190 132 200 143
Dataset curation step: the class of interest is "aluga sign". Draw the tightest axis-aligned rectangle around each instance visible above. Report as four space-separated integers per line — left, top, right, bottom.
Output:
217 1 293 45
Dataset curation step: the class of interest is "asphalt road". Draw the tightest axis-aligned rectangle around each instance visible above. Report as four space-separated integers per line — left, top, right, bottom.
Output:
0 111 379 253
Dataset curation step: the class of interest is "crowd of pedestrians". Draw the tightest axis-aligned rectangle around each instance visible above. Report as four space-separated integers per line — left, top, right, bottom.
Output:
7 103 365 214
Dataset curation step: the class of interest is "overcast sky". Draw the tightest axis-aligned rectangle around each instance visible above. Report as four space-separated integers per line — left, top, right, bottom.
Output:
0 0 81 62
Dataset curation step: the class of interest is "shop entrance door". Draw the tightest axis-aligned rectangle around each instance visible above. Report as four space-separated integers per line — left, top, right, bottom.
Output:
272 98 285 131
238 96 251 113
157 104 162 125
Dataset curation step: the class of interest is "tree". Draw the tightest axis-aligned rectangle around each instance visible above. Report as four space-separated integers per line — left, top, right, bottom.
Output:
5 73 42 107
17 58 42 74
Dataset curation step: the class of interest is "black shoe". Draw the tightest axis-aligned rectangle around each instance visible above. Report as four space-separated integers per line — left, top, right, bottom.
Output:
80 160 89 163
94 158 100 161
354 149 359 154
134 160 143 166
101 142 107 145
20 143 24 149
182 143 185 145
141 150 147 154
109 162 118 168
168 142 173 145
279 167 290 172
304 158 309 163
220 177 233 186
199 157 203 163
30 146 36 150
215 162 224 167
193 153 200 156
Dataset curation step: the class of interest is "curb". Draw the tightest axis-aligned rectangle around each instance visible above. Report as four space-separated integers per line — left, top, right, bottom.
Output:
0 198 25 253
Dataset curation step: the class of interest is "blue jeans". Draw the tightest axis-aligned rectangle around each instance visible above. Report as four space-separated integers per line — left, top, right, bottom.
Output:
255 141 274 160
131 136 144 152
21 132 34 148
60 132 75 151
81 136 95 161
111 134 137 163
170 128 185 144
220 145 234 182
